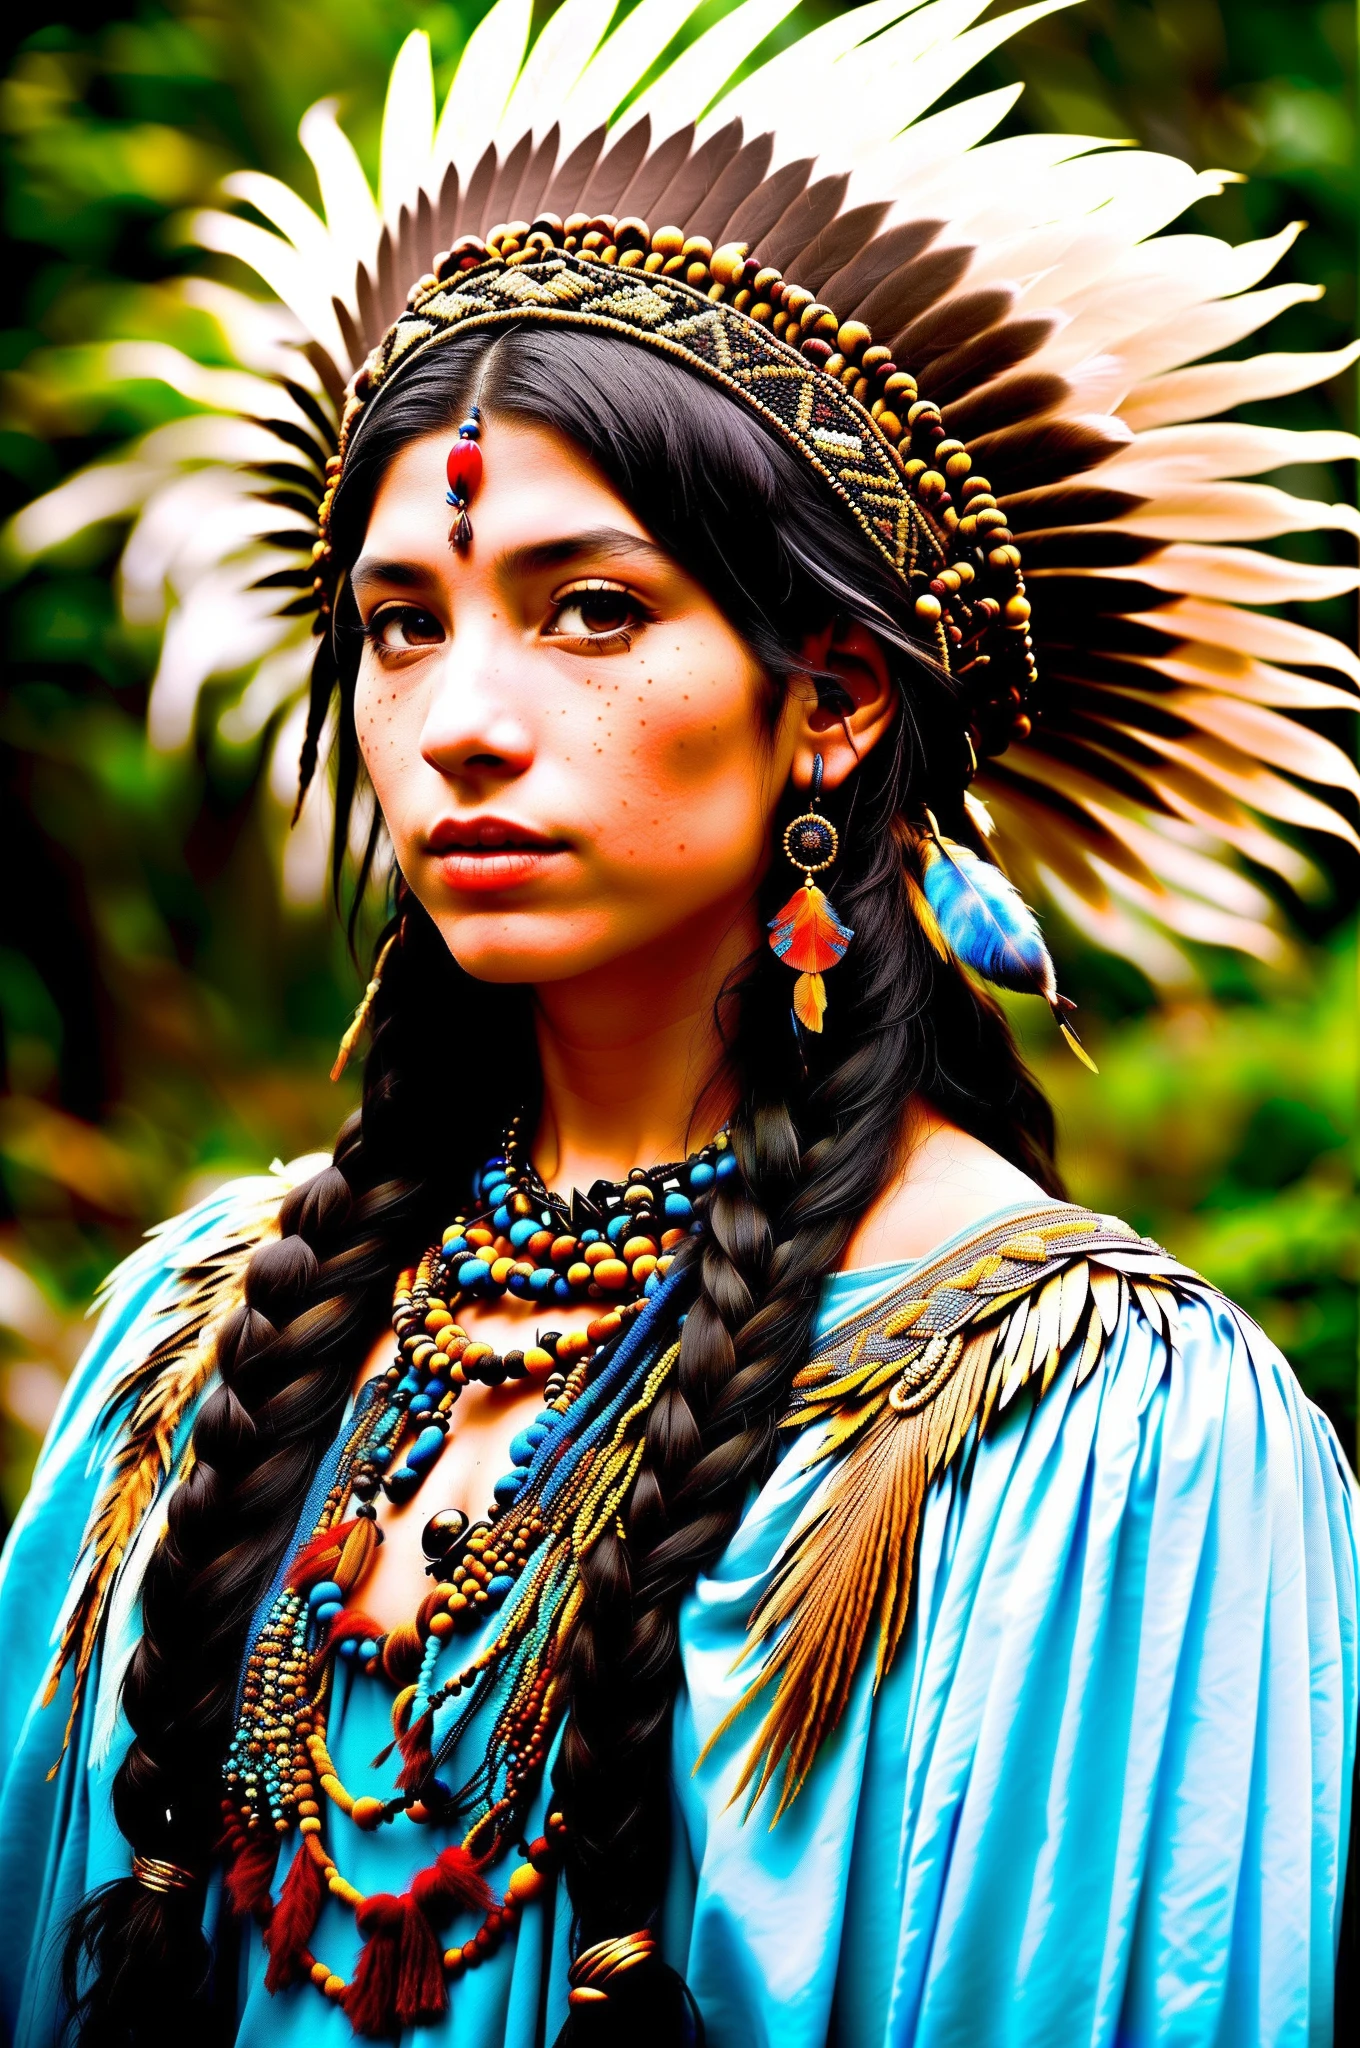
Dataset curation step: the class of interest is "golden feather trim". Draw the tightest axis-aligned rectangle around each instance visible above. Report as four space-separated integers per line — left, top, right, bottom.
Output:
703 1204 1205 1823
41 1188 283 1771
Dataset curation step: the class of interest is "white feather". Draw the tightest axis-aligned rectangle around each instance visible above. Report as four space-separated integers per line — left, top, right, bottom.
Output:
557 0 700 153
627 0 803 138
434 0 534 171
298 99 380 269
496 0 620 147
1118 341 1360 431
380 31 436 223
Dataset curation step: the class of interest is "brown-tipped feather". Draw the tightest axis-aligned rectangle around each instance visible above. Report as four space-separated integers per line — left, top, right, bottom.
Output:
619 122 694 220
658 118 745 227
756 173 850 270
688 132 775 245
486 130 535 227
42 1195 281 1769
785 201 891 295
856 242 972 343
922 315 1057 408
703 1208 1211 1822
581 115 654 215
825 219 944 321
542 124 607 219
458 142 499 237
515 126 560 225
723 155 813 250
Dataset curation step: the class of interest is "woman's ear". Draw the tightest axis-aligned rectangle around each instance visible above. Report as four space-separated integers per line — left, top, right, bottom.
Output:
785 619 897 794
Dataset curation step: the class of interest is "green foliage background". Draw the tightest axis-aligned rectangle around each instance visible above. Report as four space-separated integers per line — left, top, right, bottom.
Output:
0 0 1356 1529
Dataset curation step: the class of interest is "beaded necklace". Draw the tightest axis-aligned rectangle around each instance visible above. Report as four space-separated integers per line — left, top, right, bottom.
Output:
221 1128 730 2036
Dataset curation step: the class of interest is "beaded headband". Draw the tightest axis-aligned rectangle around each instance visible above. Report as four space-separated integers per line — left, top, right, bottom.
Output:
316 215 1034 764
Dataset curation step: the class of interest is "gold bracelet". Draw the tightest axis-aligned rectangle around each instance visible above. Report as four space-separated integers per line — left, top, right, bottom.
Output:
567 1929 657 2005
132 1854 197 1896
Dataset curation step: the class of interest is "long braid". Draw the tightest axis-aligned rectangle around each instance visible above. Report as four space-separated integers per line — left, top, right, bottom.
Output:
61 908 532 2046
552 743 1058 2041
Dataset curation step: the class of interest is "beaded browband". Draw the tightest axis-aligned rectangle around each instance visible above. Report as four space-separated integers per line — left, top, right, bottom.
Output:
314 212 1037 765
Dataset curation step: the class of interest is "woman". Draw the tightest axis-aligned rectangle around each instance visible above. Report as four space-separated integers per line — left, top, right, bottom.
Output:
2 5 1357 2045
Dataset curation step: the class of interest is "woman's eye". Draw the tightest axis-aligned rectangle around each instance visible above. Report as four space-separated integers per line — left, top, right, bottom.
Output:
545 581 648 647
365 605 445 655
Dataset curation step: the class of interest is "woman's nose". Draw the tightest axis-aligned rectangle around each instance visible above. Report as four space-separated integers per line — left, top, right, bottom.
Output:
417 628 534 789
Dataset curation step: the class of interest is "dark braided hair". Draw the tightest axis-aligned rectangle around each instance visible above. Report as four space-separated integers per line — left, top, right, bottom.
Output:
64 328 1060 2045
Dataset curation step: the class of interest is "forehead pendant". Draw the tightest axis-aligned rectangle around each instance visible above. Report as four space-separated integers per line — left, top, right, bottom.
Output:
445 404 483 552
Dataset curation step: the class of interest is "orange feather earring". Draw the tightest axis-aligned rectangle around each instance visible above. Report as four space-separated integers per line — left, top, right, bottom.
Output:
768 755 853 1032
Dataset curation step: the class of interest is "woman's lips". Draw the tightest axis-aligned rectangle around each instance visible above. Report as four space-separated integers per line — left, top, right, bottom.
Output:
426 819 569 894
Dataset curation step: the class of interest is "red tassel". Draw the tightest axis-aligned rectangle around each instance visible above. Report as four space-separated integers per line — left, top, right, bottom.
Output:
263 1842 326 1992
287 1518 362 1593
341 1893 406 2037
224 1831 278 1917
396 1899 446 2027
413 1844 495 1920
396 1709 434 1794
341 1851 497 2036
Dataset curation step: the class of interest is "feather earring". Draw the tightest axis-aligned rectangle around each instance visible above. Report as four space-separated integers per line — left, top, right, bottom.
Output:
915 810 1097 1071
768 756 853 1032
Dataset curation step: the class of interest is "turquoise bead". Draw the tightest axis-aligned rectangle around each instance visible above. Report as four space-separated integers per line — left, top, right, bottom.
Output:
486 1574 516 1603
688 1161 715 1189
509 1218 539 1248
308 1580 343 1607
407 1426 445 1472
664 1192 694 1220
457 1258 490 1288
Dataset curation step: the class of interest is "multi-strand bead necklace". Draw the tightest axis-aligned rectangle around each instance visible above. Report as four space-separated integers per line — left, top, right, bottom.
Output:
221 1127 730 2036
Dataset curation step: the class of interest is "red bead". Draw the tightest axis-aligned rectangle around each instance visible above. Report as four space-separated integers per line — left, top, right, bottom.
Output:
446 439 483 502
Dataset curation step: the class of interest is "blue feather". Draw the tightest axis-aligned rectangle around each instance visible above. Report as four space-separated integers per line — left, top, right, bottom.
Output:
920 831 1057 1002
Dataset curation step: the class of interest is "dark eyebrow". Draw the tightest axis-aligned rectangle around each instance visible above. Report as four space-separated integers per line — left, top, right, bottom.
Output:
349 527 674 601
500 528 674 579
349 556 436 597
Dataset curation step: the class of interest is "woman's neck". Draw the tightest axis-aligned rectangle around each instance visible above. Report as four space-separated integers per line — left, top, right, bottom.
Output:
529 906 754 1191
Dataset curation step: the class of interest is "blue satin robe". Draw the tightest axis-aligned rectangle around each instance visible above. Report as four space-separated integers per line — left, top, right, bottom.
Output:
1 1176 1355 2046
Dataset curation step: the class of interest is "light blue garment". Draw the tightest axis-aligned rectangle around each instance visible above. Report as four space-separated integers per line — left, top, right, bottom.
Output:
0 1183 1356 2046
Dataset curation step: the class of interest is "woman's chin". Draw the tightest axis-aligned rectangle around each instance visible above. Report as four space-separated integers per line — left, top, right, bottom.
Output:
432 907 646 986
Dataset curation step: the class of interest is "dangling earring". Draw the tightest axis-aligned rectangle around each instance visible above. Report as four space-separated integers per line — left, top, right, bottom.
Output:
330 929 399 1081
767 754 854 1033
445 404 483 551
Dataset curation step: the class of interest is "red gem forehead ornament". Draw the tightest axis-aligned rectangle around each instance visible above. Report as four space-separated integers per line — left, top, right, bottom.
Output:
445 404 483 551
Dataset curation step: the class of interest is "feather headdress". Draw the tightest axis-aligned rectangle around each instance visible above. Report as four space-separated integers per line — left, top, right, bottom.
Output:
8 0 1358 973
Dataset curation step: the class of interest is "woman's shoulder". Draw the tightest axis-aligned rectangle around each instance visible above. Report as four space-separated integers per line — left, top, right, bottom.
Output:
0 1155 330 1771
35 1152 328 1480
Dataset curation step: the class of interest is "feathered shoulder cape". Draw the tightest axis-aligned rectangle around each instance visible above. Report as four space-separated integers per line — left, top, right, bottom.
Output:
42 1180 1212 1824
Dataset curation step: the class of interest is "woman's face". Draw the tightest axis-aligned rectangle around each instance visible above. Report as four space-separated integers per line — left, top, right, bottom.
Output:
351 414 792 986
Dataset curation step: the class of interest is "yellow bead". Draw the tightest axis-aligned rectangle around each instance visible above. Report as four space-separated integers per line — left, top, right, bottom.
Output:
1004 595 1032 625
592 1259 629 1292
350 1795 385 1831
299 1815 322 1834
507 1862 550 1905
567 1262 593 1288
323 1974 346 2001
914 594 942 624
